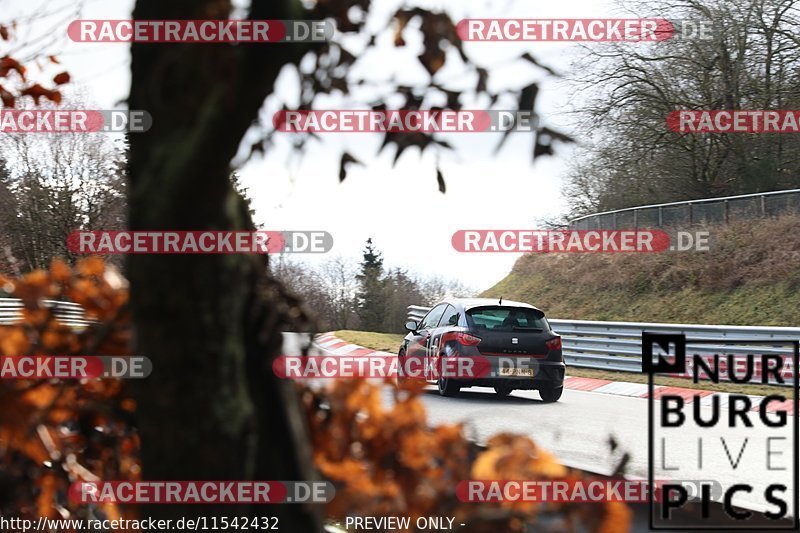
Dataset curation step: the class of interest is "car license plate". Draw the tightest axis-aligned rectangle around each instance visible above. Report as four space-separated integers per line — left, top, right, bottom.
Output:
500 368 535 377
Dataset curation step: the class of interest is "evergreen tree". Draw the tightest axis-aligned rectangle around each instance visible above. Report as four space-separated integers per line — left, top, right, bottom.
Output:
356 238 387 331
382 268 426 333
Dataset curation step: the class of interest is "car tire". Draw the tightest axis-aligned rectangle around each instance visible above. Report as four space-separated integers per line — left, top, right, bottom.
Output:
437 376 460 397
494 385 513 397
539 384 563 403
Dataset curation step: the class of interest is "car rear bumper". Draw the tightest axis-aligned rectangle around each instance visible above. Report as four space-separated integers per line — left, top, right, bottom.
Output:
455 358 565 389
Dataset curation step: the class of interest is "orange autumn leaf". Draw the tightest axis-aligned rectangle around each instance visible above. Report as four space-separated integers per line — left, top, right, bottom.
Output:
21 385 61 409
531 448 568 478
0 274 14 291
598 500 632 533
0 424 50 464
121 398 137 412
41 330 64 350
20 83 61 105
0 328 30 355
0 84 14 107
35 472 58 517
77 256 106 277
317 456 367 481
471 447 504 480
22 269 49 288
0 55 26 80
398 429 433 469
53 72 70 85
50 259 71 283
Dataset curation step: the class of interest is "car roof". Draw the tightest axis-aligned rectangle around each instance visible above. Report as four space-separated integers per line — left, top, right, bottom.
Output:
436 297 541 312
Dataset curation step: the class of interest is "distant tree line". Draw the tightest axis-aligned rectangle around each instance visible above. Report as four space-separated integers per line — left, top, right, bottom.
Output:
271 239 473 334
0 128 127 274
565 0 800 218
0 131 469 336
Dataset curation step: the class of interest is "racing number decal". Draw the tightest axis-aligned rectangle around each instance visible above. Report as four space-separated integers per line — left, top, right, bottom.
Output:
426 331 443 380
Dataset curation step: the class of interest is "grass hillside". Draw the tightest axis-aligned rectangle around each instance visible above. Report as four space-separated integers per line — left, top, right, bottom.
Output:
481 215 800 326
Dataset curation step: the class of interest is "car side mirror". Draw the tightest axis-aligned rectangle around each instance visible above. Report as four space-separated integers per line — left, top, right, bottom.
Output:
405 320 419 332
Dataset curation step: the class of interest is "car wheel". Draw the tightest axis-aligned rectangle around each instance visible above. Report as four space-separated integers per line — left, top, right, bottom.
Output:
539 384 563 403
437 376 460 397
494 385 513 397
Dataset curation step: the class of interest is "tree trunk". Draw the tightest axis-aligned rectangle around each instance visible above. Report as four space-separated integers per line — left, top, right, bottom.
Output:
127 0 321 529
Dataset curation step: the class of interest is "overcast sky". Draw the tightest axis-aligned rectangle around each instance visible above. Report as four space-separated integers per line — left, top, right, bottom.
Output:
3 0 638 291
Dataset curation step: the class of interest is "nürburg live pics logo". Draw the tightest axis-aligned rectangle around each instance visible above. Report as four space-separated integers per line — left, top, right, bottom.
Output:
644 332 799 529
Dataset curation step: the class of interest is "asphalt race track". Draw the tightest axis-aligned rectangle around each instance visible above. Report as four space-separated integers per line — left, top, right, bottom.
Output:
283 333 796 518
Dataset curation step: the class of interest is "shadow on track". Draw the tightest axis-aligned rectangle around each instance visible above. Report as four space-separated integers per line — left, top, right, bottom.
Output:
421 387 549 405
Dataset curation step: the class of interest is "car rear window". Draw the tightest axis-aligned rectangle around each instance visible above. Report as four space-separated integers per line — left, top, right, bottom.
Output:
467 306 548 331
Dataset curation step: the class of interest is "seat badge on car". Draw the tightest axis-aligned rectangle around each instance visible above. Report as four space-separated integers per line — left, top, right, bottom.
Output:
511 338 518 344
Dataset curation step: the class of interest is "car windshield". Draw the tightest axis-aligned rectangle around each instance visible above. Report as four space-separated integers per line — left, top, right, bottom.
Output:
467 306 547 331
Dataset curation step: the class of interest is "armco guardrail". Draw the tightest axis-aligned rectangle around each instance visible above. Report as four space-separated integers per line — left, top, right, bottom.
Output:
407 306 799 386
0 298 92 328
407 305 430 322
551 319 798 387
569 188 800 230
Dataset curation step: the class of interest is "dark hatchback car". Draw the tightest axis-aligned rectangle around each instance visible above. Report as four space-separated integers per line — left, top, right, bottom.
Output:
400 298 565 401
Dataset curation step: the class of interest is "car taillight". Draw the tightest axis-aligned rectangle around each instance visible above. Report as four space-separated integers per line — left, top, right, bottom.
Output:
546 336 562 351
457 333 482 346
442 331 482 347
